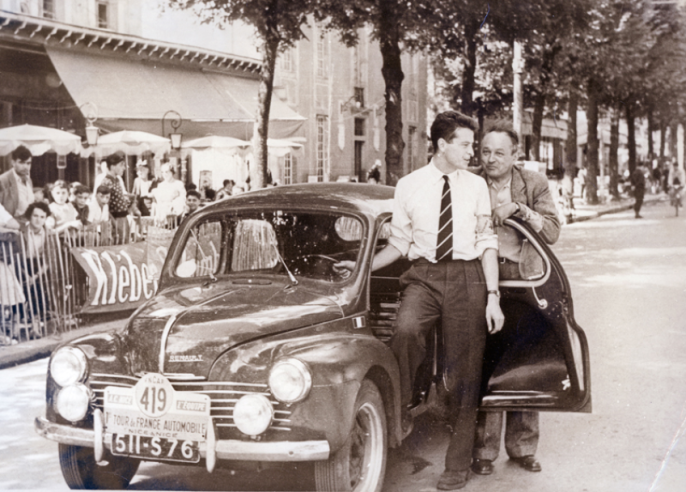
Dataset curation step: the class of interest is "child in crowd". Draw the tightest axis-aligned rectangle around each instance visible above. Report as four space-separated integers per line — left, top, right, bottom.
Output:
140 195 153 217
87 185 111 224
48 181 82 233
20 202 51 326
33 187 48 205
181 190 202 222
72 185 91 225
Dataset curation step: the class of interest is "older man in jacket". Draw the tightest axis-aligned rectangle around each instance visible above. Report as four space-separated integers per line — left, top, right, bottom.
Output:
0 145 34 219
472 121 561 476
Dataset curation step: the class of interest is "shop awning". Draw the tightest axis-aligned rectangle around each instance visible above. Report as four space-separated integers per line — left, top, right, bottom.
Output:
46 46 305 140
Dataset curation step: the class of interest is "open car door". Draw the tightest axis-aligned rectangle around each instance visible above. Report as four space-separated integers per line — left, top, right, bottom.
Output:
480 218 591 413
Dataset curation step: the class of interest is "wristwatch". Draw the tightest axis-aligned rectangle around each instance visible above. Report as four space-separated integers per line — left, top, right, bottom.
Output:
487 290 500 298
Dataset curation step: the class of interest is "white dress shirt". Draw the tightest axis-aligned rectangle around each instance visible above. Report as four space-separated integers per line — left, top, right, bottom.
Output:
388 161 498 262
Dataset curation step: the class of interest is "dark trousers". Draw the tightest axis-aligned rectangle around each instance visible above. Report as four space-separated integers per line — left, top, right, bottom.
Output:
473 411 539 461
634 191 645 216
390 259 487 473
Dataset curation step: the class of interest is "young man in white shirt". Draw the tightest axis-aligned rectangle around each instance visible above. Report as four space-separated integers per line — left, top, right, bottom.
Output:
337 111 503 490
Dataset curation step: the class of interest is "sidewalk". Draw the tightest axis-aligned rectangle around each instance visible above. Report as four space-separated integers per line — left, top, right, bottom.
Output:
567 192 665 223
0 192 668 371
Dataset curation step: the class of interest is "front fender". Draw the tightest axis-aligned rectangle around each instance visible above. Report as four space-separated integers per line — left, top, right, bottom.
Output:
208 328 401 452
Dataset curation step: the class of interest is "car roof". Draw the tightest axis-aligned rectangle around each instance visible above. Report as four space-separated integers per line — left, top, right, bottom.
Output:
200 182 395 219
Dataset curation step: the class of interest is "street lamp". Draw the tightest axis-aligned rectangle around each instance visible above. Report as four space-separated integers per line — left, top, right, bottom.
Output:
80 102 99 146
162 110 183 150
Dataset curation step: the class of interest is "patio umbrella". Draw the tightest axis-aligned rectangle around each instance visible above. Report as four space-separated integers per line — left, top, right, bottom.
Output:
181 135 250 157
0 124 82 156
85 130 171 157
266 138 303 158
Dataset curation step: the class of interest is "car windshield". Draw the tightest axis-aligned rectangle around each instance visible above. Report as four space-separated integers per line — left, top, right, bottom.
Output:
174 210 364 283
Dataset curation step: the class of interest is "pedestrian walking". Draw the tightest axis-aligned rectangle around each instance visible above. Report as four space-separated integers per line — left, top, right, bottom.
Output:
473 120 561 476
631 163 646 219
335 111 504 491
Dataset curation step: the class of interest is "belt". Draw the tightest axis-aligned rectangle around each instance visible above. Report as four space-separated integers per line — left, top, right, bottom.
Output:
499 257 518 264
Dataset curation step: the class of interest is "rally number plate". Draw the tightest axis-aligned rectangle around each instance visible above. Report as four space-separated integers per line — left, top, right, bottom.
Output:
111 433 200 463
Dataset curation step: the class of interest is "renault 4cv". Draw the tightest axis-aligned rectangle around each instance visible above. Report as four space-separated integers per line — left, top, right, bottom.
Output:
35 183 591 491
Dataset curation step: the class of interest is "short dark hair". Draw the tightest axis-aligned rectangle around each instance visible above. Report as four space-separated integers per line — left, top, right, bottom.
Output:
25 201 50 219
74 184 91 195
11 145 32 162
185 183 198 191
187 190 201 199
104 151 126 169
483 120 519 148
430 111 478 153
96 185 111 195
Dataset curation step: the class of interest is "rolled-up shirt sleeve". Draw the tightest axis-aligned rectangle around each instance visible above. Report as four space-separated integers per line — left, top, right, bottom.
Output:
387 184 412 256
474 179 498 256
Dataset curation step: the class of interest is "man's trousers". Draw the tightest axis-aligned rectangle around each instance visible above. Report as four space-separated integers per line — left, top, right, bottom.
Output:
390 259 487 473
473 411 539 461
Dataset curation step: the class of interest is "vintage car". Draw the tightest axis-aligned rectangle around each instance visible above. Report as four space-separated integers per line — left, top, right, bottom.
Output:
35 183 591 491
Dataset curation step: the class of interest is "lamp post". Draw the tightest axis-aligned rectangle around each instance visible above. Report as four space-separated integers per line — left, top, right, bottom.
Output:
162 110 183 150
80 102 99 146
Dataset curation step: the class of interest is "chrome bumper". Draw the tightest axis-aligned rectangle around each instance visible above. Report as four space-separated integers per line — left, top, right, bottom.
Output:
35 414 330 469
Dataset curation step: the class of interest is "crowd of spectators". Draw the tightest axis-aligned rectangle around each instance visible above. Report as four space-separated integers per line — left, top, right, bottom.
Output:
0 145 255 343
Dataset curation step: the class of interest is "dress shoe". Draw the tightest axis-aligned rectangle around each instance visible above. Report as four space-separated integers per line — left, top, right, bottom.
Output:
436 470 469 490
511 455 542 472
471 458 494 475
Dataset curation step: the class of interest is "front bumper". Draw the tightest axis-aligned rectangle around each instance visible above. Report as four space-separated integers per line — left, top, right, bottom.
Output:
35 413 330 469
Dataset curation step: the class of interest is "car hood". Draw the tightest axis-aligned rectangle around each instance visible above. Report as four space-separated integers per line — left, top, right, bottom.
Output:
124 280 344 377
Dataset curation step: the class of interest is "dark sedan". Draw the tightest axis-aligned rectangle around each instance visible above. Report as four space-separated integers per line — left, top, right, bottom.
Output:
35 183 590 491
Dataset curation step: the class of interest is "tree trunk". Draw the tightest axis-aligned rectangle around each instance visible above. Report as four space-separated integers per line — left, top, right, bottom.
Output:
531 91 545 161
669 121 678 160
460 20 478 116
659 121 666 160
609 106 620 200
251 32 279 190
563 88 578 208
625 102 636 175
647 108 654 159
379 2 405 186
585 78 599 205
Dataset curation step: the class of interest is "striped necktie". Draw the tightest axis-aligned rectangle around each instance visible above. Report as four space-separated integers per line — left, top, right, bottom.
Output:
436 175 453 261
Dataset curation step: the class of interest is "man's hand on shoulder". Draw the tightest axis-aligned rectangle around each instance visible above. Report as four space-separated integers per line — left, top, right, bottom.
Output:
492 202 519 227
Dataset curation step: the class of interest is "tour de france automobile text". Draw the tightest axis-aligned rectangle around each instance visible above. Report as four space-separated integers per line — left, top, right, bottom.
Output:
105 412 208 439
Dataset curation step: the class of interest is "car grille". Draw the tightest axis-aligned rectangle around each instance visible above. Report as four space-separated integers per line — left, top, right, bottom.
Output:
89 373 293 436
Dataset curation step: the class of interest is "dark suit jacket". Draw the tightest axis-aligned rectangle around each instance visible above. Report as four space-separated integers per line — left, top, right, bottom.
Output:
0 170 20 218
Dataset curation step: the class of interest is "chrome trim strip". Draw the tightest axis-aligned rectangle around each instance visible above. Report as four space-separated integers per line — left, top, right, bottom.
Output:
158 315 178 373
35 417 326 461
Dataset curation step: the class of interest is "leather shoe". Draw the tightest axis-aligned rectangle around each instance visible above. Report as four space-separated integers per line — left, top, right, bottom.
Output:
436 470 469 490
471 459 494 475
511 455 542 472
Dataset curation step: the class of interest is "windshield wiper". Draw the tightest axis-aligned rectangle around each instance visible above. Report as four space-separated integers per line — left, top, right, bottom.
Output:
272 243 298 286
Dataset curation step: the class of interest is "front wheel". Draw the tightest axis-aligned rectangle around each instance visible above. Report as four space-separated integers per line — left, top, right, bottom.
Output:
59 444 140 489
315 380 387 492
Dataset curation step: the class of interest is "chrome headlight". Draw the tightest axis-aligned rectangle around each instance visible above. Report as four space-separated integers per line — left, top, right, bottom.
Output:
233 394 273 436
268 358 312 403
50 347 88 387
55 384 91 422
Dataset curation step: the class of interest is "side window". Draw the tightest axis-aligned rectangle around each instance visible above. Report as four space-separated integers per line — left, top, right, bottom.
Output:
498 220 550 286
176 221 223 278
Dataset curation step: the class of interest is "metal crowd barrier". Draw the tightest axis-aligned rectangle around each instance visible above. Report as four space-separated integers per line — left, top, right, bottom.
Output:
0 230 79 345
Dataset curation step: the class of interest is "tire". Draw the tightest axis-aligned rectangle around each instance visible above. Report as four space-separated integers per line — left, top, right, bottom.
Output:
315 380 387 492
59 444 140 490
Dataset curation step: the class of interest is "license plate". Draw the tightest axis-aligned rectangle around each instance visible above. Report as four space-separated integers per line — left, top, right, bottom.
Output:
104 373 211 461
111 433 200 463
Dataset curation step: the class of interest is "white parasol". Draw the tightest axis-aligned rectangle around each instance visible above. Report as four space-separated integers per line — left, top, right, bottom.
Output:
0 124 83 156
181 135 250 157
84 130 171 157
265 138 303 158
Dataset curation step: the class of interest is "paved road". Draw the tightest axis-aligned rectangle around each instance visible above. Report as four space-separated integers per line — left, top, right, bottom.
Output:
1 199 685 491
